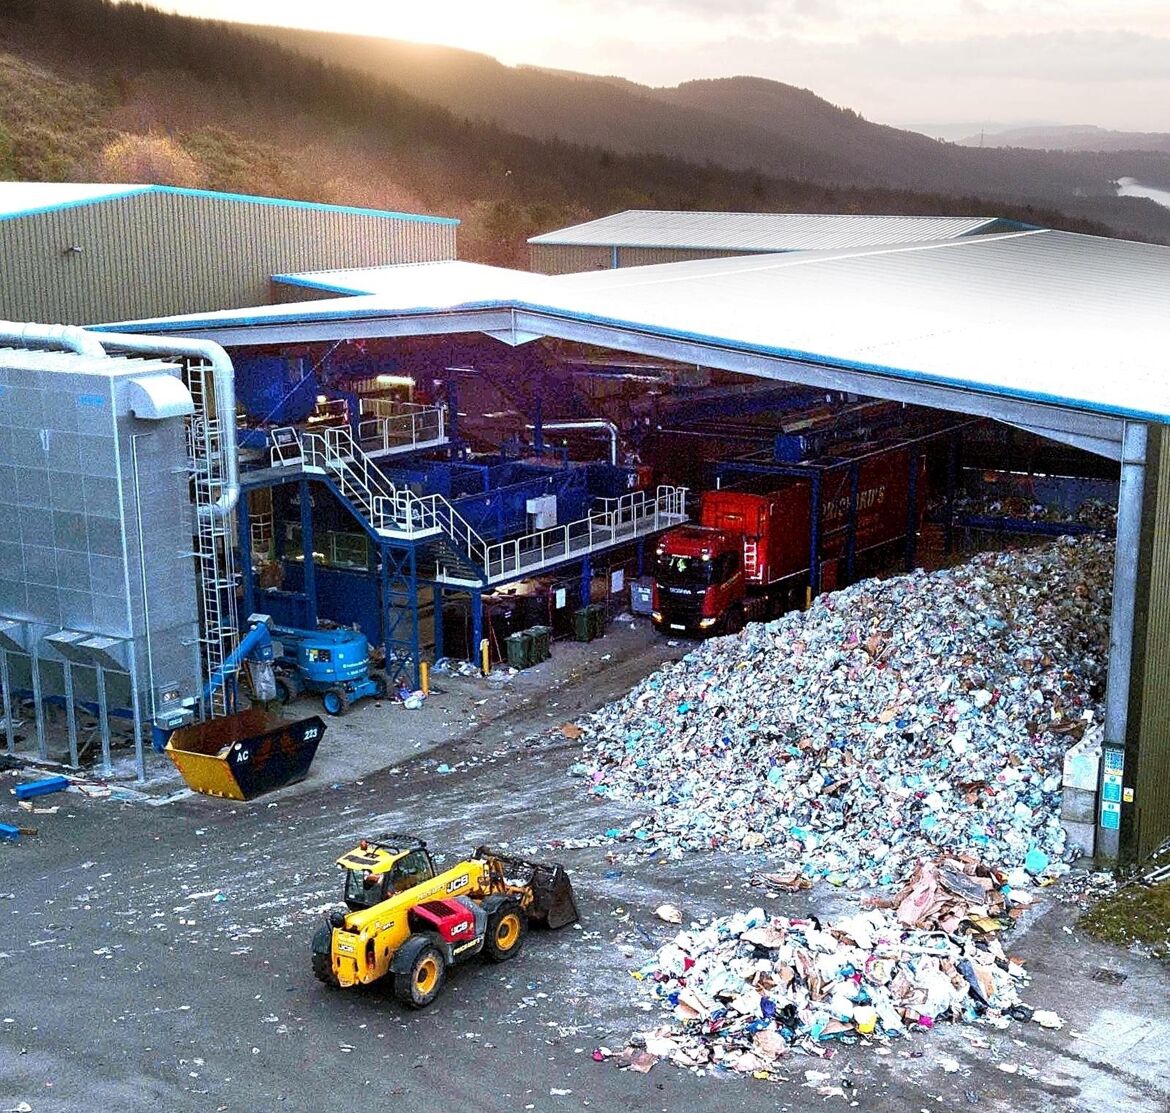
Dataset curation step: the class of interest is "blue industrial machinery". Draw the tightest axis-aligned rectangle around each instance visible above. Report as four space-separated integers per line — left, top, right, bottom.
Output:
271 625 388 715
199 613 386 722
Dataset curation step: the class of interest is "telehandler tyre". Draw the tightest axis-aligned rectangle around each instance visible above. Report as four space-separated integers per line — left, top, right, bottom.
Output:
484 904 527 963
394 942 447 1008
310 924 339 987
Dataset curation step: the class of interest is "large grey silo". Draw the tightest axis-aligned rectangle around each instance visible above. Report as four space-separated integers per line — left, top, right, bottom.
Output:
0 346 202 773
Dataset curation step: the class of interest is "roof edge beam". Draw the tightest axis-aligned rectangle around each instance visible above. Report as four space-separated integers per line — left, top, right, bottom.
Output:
103 309 516 348
1004 421 1121 461
512 309 1125 445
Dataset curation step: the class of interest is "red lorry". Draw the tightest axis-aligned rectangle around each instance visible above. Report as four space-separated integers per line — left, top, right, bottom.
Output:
651 448 924 636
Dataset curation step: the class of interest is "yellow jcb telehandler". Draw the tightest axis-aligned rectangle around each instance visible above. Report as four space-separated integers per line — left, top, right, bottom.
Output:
311 834 579 1008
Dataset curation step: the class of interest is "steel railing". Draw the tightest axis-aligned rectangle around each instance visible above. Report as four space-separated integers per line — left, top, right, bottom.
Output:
476 486 688 583
357 399 446 454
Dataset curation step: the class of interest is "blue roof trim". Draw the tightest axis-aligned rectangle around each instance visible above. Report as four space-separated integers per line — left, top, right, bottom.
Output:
270 273 376 296
0 184 457 225
95 293 1169 425
0 186 153 222
152 186 459 225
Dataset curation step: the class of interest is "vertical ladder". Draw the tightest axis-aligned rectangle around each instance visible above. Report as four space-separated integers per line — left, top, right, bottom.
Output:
743 538 759 580
187 360 239 717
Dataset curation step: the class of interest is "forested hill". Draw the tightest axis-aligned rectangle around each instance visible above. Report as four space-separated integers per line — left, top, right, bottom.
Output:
0 0 1166 265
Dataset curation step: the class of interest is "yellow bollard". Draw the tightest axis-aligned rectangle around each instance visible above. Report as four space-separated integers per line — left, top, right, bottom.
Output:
419 661 430 696
480 638 490 676
804 585 812 610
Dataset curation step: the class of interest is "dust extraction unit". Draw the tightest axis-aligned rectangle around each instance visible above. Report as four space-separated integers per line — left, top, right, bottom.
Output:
0 323 241 779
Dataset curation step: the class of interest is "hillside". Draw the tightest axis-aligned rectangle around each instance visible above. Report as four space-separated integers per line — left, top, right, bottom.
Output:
0 0 1165 267
253 23 1170 240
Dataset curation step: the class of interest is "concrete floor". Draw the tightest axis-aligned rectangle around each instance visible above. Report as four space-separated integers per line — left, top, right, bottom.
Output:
2 619 1169 1113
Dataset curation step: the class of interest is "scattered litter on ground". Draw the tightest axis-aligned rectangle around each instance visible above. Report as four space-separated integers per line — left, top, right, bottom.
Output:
611 854 1059 1079
578 537 1111 884
655 904 683 924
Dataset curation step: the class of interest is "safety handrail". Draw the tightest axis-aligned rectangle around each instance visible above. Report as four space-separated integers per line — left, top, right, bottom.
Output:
474 485 689 583
356 400 446 453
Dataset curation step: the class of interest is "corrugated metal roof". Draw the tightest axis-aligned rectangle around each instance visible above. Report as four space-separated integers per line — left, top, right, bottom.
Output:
272 260 544 299
0 183 150 219
103 229 1170 424
527 210 1013 252
0 183 458 225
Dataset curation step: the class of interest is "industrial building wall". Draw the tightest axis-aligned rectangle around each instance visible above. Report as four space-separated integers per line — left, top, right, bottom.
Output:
0 192 457 325
529 244 612 274
1126 422 1170 862
529 243 755 273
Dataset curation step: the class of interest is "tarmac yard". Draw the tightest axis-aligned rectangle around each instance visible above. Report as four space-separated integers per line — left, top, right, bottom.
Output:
2 633 1170 1113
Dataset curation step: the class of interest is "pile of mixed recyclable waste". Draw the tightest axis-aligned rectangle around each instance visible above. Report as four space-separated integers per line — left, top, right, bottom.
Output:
607 856 1062 1079
577 537 1112 883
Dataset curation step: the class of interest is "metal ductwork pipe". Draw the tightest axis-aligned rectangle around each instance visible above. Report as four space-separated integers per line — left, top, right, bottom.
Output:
528 420 621 466
93 332 240 519
0 319 108 359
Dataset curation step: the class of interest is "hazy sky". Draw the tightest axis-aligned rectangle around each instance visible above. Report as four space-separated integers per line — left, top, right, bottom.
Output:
135 1 1170 131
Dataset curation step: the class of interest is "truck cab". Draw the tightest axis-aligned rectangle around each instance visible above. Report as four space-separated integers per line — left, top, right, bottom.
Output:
651 526 746 635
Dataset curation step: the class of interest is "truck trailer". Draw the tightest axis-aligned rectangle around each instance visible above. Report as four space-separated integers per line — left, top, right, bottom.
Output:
651 447 924 635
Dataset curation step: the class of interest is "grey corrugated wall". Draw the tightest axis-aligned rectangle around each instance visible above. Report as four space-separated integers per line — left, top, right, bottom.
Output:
530 243 758 274
529 244 611 275
0 191 457 325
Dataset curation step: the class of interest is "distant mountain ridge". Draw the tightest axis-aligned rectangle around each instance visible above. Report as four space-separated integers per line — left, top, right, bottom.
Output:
958 124 1170 155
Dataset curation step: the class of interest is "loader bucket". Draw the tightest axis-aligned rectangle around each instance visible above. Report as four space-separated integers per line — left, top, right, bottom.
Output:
475 848 580 929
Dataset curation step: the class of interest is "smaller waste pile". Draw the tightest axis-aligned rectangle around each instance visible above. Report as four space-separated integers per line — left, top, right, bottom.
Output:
614 857 1057 1077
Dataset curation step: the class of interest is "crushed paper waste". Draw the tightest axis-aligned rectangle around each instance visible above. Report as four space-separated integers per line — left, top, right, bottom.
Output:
614 855 1060 1077
578 537 1112 884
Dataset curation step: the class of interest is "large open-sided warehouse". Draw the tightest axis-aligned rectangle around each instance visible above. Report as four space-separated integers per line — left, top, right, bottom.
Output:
2 203 1168 871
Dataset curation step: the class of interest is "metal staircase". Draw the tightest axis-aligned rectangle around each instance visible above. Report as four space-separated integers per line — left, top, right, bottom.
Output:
271 427 689 587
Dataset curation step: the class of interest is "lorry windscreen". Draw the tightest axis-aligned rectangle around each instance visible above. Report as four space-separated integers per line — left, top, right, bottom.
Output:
655 554 711 588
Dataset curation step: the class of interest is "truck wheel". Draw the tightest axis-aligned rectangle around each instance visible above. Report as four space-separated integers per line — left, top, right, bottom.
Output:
274 676 294 705
393 943 446 1008
323 687 350 716
484 903 527 963
726 606 746 635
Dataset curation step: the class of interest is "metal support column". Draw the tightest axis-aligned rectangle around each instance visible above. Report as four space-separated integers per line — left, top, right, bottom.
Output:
944 432 959 554
126 641 145 783
1099 421 1146 861
95 665 112 776
533 397 544 455
906 454 921 570
239 490 256 620
433 587 445 663
844 462 861 583
299 479 318 629
580 554 592 607
470 590 484 665
62 660 78 768
380 543 421 686
29 644 46 760
0 650 12 755
809 472 823 596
